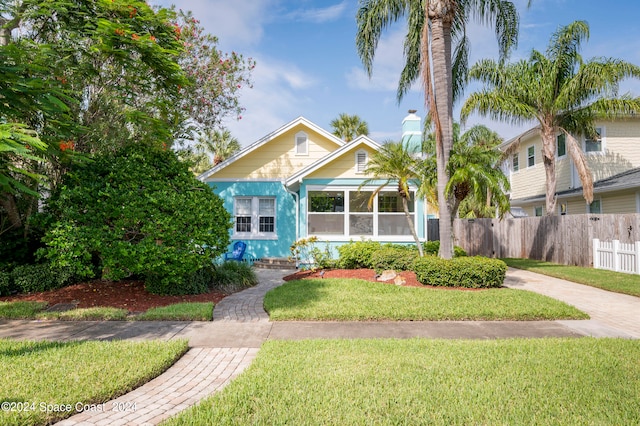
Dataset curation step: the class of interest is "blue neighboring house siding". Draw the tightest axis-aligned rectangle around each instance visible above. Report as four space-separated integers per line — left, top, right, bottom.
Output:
209 181 296 260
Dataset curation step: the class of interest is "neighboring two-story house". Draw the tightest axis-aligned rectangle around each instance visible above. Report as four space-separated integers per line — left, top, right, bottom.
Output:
198 113 426 261
503 118 640 216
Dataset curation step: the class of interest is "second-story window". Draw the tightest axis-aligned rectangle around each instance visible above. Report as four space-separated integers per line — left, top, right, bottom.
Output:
512 153 519 172
557 134 566 157
527 146 535 167
585 127 603 153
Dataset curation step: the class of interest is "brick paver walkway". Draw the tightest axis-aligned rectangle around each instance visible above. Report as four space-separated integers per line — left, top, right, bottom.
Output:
54 269 291 426
56 347 258 426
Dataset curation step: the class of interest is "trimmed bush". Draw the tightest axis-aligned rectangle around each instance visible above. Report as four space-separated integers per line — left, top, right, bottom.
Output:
423 240 467 257
336 241 383 269
10 264 77 294
370 246 418 273
211 261 258 293
413 256 507 288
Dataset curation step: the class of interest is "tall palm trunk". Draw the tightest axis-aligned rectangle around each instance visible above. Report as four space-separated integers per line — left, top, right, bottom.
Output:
541 126 557 215
428 2 455 259
401 196 424 257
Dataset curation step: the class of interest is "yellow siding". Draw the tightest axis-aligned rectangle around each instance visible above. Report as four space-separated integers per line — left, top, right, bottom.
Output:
520 190 639 216
307 145 378 179
587 120 640 182
209 124 339 179
509 119 640 201
601 190 638 214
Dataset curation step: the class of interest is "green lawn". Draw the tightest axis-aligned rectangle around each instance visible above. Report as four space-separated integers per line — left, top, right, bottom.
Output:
0 301 213 321
503 258 640 297
264 278 588 321
136 302 213 321
0 339 187 425
163 338 640 425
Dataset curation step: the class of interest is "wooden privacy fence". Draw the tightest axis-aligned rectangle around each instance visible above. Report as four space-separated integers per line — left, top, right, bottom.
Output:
428 214 640 267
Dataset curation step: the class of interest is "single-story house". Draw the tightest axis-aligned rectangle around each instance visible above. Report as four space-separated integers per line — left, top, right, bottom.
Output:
198 113 427 261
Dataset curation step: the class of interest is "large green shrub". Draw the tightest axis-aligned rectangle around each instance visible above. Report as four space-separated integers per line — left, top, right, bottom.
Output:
370 246 418 273
423 241 467 257
211 261 258 293
336 240 383 269
39 144 231 295
413 256 507 288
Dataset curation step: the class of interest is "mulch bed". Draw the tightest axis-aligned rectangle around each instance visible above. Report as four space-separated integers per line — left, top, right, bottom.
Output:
0 280 226 313
284 268 488 291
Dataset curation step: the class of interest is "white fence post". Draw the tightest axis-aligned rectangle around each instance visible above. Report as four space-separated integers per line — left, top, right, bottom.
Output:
636 242 640 275
593 238 600 269
613 240 620 273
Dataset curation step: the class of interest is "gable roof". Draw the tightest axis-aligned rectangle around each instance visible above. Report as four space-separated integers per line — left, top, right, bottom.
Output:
197 116 345 181
285 135 382 188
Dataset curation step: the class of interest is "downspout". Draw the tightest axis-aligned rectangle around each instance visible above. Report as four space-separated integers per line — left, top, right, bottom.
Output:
284 182 300 268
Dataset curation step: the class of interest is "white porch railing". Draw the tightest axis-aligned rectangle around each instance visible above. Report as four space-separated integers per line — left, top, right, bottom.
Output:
593 239 640 275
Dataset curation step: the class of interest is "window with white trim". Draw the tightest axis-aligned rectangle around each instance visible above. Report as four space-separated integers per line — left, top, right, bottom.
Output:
534 206 543 217
295 131 308 155
557 133 566 158
588 199 602 214
234 197 276 237
527 146 535 167
307 189 415 238
512 153 519 172
355 150 368 173
585 127 603 153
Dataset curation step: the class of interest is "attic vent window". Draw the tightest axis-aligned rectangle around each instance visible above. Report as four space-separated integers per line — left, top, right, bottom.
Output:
295 131 308 155
356 150 368 173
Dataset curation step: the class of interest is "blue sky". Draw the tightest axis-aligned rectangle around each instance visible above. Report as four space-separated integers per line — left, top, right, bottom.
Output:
152 0 640 147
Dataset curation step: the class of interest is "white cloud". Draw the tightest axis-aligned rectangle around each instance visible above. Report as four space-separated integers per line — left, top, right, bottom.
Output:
151 0 273 48
222 57 319 145
285 1 349 23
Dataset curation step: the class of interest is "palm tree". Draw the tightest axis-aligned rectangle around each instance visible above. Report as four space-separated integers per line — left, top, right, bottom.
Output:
196 128 241 166
462 21 640 215
361 142 424 256
330 113 369 142
421 124 510 220
356 0 522 258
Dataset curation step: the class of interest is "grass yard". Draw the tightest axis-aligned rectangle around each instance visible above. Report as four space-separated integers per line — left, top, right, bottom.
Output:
0 301 213 321
163 338 640 426
503 258 640 297
136 302 213 321
0 339 187 425
264 278 588 321
0 301 48 319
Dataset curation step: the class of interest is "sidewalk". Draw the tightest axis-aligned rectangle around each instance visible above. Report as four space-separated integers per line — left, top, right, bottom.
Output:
0 267 636 425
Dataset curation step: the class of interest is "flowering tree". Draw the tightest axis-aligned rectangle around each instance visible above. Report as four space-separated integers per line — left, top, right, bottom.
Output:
175 10 255 134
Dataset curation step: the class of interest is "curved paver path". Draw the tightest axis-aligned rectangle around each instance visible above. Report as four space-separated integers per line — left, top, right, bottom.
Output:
504 267 640 338
213 269 291 322
55 268 292 426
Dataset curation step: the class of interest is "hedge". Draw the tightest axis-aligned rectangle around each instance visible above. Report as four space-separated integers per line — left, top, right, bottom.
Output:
413 256 507 288
370 246 419 273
